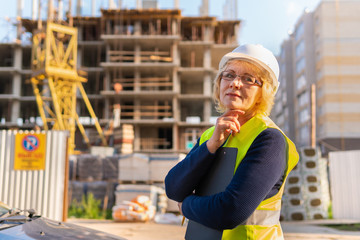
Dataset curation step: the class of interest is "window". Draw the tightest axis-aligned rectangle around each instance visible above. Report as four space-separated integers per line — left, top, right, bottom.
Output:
299 125 309 145
296 57 305 74
296 74 306 90
296 40 305 58
298 91 309 106
299 108 310 123
295 22 304 41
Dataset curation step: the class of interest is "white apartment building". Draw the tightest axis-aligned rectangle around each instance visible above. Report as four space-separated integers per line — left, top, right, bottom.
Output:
274 0 360 155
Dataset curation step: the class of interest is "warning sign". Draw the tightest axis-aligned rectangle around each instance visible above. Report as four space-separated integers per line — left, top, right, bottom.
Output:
14 133 46 170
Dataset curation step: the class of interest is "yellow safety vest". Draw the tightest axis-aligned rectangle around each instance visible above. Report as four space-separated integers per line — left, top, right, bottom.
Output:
199 114 299 240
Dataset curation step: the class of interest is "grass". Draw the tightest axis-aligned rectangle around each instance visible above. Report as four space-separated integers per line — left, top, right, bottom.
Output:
68 193 112 220
322 224 360 232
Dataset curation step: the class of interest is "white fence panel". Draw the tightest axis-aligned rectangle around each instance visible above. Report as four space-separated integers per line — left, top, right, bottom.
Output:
329 150 360 219
0 130 68 221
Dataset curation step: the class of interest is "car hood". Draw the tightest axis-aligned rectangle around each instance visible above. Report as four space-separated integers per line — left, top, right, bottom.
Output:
0 217 126 240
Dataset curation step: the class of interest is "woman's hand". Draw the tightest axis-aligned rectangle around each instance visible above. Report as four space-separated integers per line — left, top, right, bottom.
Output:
206 110 244 154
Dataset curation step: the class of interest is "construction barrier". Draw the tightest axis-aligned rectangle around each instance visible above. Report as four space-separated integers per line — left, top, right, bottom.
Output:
0 130 68 221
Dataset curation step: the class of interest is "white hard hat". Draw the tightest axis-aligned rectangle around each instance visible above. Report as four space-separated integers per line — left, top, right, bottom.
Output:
219 44 280 93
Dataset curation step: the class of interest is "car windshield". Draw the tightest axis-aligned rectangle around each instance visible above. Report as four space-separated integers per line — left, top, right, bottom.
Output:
0 202 10 218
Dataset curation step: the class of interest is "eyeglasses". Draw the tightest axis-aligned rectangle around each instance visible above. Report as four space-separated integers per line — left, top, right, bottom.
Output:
221 71 263 87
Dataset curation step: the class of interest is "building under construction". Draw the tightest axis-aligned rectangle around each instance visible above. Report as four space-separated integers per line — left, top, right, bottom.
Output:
1 0 241 153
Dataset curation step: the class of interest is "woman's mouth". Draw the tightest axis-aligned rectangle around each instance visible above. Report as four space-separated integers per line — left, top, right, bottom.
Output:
226 92 241 98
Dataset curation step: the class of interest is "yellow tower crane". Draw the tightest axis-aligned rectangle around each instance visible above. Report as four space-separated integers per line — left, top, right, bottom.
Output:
30 21 107 155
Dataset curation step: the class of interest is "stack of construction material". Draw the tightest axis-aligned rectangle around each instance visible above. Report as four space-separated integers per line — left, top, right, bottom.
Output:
118 153 150 182
68 181 84 204
281 147 330 221
90 146 115 157
153 183 179 213
112 195 156 222
300 148 330 220
76 154 103 181
68 181 117 209
103 155 120 181
115 184 167 213
113 124 134 154
149 153 185 183
282 163 307 221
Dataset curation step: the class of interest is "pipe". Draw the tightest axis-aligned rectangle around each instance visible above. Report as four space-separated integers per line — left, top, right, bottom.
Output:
48 0 54 21
17 0 23 40
58 0 64 21
174 0 179 9
92 0 96 16
76 0 81 16
136 0 141 9
37 0 42 29
32 0 37 20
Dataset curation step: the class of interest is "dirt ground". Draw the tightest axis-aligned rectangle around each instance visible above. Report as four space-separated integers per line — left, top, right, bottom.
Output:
68 219 360 240
68 219 186 240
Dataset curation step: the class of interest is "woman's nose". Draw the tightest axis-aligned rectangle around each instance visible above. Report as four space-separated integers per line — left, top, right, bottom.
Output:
230 77 243 88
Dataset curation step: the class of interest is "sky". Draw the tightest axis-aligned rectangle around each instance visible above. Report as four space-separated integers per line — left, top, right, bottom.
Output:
0 0 321 55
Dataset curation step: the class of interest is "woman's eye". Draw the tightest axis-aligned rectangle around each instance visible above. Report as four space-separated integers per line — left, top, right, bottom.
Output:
224 73 235 79
245 77 254 83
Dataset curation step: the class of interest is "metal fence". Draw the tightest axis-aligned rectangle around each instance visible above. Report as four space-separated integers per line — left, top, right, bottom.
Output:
0 130 68 221
329 150 360 220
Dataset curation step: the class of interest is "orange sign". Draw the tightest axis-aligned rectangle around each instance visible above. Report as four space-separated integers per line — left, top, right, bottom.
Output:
14 133 47 170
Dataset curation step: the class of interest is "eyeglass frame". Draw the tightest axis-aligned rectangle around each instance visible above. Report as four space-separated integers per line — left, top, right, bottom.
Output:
220 71 263 87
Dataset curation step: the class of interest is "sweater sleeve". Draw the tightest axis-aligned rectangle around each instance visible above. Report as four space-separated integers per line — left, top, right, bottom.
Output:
165 139 217 202
181 128 286 230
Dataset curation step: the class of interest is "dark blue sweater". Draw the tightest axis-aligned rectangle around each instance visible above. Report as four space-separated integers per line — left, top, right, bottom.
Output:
165 128 286 230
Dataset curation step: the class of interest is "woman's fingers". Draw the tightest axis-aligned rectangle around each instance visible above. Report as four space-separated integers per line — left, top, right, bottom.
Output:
218 116 241 133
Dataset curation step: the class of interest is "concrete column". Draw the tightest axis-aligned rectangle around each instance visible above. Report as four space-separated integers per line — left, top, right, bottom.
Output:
77 47 83 68
134 99 141 120
204 25 211 42
172 124 178 151
172 96 179 121
106 44 110 62
204 100 211 123
134 125 141 151
11 74 21 123
134 44 141 64
104 70 111 119
134 21 141 35
172 42 179 65
172 68 179 93
11 45 22 123
172 19 178 35
134 70 140 92
203 73 212 96
203 46 211 68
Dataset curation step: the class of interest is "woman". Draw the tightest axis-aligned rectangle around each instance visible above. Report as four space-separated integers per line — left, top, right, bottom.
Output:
165 44 299 240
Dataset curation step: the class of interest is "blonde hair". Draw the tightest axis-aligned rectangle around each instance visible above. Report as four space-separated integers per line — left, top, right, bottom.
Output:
213 60 276 116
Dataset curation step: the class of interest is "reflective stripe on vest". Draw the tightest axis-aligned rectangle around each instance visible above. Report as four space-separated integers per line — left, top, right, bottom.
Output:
242 209 281 226
199 114 299 240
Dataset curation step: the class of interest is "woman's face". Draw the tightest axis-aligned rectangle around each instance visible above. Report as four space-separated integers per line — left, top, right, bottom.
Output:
219 61 262 115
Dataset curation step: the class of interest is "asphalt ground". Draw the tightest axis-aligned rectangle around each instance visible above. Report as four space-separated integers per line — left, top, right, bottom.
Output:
68 218 360 240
